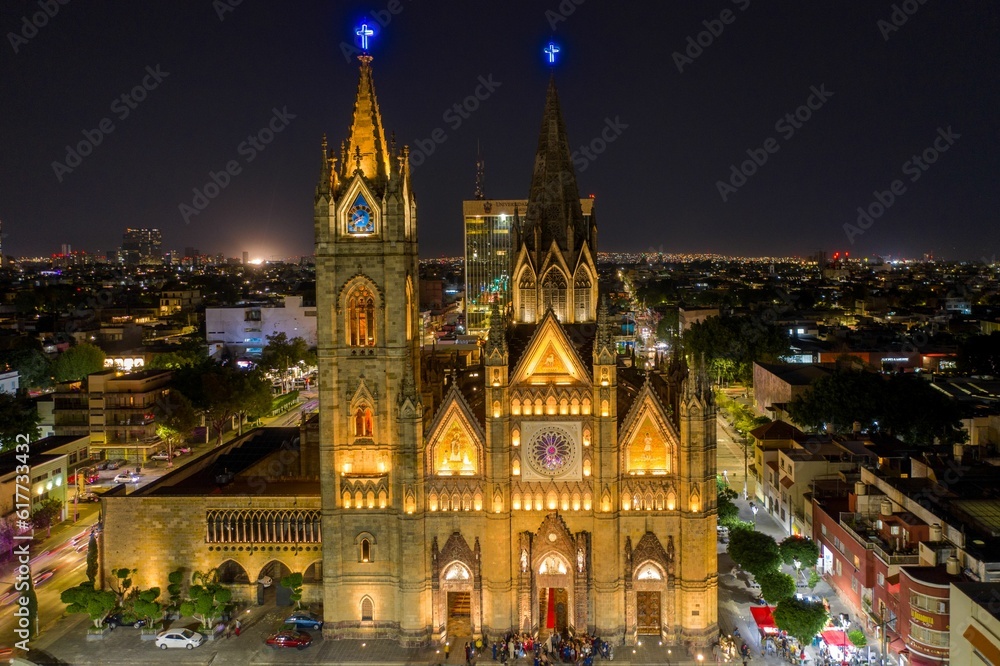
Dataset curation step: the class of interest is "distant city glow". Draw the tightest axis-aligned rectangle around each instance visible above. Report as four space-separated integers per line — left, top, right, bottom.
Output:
248 258 264 265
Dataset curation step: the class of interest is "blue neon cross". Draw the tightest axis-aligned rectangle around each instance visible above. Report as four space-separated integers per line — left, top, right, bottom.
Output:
356 23 374 51
544 42 560 64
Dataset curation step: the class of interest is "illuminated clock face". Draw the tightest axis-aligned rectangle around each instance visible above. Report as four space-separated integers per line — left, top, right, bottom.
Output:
348 205 373 234
526 425 577 477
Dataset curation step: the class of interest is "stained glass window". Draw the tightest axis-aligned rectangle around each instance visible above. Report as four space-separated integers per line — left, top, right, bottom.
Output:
527 425 576 477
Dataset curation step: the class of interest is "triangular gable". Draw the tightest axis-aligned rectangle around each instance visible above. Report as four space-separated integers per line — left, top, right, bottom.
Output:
510 309 590 386
619 383 679 474
425 385 485 476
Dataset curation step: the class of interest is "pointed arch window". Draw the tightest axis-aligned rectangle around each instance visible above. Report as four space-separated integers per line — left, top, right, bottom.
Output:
360 596 374 622
542 270 567 321
354 406 374 437
574 272 592 321
518 273 536 324
348 286 376 347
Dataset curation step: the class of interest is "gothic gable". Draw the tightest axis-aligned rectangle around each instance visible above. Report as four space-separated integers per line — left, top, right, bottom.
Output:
618 383 679 475
425 385 485 477
509 309 591 386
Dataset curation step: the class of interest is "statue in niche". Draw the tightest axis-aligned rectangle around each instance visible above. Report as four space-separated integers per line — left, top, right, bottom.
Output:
577 547 585 573
520 548 528 573
667 535 676 575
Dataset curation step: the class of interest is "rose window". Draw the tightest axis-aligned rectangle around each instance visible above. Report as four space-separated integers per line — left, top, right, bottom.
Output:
527 426 576 476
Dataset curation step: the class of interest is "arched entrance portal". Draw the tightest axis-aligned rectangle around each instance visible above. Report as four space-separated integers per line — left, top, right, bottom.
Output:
257 560 292 605
431 532 483 643
536 553 574 637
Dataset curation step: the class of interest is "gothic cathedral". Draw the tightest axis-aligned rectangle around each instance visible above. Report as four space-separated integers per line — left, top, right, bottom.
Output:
315 55 718 648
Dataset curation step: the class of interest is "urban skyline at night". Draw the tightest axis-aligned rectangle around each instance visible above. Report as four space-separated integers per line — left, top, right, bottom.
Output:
1 2 997 261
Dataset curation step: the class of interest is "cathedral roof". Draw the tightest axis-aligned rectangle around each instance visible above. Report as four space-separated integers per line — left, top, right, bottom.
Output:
523 76 586 253
506 320 595 373
340 55 391 193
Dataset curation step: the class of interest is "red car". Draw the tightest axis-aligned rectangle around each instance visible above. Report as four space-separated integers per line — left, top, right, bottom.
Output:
265 630 312 650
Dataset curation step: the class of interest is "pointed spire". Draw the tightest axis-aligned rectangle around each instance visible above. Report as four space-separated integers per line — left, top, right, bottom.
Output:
316 134 331 197
595 295 613 355
485 301 507 356
341 55 391 189
524 76 585 253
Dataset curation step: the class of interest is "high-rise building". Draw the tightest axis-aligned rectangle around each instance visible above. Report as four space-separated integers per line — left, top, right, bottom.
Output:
121 228 162 264
464 198 594 337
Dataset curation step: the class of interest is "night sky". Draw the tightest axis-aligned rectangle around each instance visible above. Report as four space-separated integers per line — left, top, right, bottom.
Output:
1 1 998 261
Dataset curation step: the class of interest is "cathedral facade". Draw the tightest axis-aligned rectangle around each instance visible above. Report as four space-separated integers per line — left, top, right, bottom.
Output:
315 55 718 648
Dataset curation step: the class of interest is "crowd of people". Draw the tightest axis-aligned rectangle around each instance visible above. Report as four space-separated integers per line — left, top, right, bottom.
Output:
462 630 612 665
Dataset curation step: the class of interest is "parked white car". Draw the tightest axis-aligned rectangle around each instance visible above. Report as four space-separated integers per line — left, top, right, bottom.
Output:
150 451 171 461
155 628 205 650
112 473 140 484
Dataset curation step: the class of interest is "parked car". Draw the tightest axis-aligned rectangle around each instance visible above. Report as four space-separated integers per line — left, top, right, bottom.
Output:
265 630 312 649
155 628 205 649
106 458 127 470
76 491 100 503
112 473 140 484
283 610 323 630
104 612 146 629
68 469 99 484
150 451 171 461
93 459 112 470
176 445 192 454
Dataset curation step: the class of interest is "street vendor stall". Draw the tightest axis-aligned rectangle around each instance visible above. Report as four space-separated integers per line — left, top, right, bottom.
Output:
821 629 854 663
750 605 781 636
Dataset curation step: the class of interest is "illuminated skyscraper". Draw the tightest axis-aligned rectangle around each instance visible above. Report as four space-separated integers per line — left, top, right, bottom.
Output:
464 197 593 337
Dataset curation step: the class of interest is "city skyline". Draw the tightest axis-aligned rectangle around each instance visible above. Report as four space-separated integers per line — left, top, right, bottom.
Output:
1 2 998 260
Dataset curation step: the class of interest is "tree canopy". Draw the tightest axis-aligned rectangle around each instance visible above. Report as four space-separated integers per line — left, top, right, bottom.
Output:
728 525 783 577
788 370 966 444
155 391 198 457
779 536 820 568
52 342 106 382
0 393 41 452
0 347 51 390
773 597 829 645
682 314 790 385
757 570 797 604
61 581 117 629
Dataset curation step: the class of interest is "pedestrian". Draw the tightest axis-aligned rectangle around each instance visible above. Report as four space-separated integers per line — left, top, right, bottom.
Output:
445 642 451 659
234 619 241 637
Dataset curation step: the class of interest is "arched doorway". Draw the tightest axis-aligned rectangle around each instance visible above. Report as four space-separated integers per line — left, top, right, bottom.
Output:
535 552 574 638
633 561 666 635
257 560 292 605
440 561 474 637
217 559 250 585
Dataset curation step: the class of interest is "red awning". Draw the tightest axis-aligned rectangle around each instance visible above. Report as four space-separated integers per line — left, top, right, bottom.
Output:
822 630 851 648
750 605 777 629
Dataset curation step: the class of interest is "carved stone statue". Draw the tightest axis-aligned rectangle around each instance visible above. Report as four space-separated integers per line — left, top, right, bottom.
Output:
577 547 585 573
624 536 633 577
520 548 528 573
